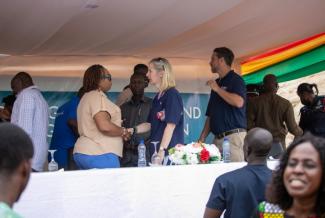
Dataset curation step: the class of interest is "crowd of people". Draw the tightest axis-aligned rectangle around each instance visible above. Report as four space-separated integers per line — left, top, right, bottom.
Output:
0 46 325 217
1 47 324 170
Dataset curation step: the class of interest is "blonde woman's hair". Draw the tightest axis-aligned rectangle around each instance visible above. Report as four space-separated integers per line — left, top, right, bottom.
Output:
149 57 176 92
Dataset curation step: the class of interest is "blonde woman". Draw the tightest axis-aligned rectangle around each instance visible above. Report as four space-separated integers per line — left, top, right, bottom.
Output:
133 58 184 164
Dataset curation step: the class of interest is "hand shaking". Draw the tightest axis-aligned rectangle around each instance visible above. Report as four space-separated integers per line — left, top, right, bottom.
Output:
122 128 132 141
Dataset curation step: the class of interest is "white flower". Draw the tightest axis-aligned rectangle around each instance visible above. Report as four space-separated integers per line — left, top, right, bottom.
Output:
169 150 186 165
175 144 185 151
174 150 185 159
183 142 202 154
186 153 199 164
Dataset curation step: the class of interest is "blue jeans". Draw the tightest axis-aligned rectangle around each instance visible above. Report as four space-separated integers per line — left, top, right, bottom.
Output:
73 153 120 169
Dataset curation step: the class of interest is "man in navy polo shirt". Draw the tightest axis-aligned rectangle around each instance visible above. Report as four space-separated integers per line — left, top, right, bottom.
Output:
198 47 247 162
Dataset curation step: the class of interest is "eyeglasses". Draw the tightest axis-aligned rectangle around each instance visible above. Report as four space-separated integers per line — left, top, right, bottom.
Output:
101 74 112 81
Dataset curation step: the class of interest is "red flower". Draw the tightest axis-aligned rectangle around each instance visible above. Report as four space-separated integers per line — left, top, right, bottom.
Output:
200 148 210 163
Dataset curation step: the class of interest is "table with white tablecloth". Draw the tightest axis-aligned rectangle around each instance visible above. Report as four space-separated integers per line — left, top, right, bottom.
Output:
14 161 278 218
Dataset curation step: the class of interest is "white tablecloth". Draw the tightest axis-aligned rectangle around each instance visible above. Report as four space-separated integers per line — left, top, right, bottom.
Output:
14 161 278 218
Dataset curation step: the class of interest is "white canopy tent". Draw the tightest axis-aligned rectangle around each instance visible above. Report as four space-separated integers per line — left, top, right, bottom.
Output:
1 0 324 143
1 0 325 91
0 3 324 216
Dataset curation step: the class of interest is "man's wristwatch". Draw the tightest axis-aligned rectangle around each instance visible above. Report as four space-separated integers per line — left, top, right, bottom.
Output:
132 126 137 135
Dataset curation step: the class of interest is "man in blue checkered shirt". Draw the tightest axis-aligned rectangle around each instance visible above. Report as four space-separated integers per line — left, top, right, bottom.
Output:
11 72 49 172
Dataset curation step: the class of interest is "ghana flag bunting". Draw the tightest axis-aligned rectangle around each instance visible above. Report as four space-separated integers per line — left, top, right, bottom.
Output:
241 33 325 84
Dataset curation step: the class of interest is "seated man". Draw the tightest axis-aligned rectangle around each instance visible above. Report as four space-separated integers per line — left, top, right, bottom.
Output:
0 123 34 218
204 127 273 218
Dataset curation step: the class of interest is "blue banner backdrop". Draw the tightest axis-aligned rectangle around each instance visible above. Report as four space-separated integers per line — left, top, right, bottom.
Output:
0 91 214 145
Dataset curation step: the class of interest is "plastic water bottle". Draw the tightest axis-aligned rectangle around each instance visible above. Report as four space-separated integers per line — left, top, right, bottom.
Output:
223 137 231 163
138 139 147 167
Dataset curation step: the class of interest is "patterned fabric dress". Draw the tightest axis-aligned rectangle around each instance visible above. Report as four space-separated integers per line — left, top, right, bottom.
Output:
257 201 286 218
256 201 319 218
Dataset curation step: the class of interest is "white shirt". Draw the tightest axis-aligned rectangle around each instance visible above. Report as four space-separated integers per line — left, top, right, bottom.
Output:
11 86 49 171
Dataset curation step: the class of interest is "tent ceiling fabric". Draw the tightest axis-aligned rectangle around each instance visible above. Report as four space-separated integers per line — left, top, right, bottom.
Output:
0 0 325 78
0 0 241 56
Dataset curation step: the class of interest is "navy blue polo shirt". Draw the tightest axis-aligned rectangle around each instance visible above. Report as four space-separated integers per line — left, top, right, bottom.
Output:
206 164 272 218
147 87 184 155
206 71 246 135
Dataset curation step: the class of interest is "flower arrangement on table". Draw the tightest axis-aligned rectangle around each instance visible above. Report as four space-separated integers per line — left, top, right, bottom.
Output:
168 142 221 165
